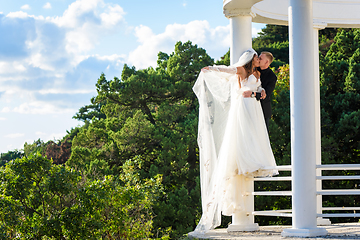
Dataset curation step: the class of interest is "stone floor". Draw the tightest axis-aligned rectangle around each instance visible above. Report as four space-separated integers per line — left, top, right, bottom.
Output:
188 223 360 239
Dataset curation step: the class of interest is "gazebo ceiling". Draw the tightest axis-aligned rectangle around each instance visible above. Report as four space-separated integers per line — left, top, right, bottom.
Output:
224 0 360 28
223 0 262 10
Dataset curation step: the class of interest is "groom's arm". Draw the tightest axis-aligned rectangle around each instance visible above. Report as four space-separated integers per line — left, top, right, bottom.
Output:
263 72 277 101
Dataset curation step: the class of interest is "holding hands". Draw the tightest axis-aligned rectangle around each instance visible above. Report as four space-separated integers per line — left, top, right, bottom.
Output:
242 90 266 100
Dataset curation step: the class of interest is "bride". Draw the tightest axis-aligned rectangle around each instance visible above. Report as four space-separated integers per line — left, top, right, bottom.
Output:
192 48 278 232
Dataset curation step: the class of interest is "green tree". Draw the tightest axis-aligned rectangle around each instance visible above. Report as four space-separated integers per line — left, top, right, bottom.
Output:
0 153 158 239
253 24 289 47
20 127 82 166
216 49 230 66
253 25 339 69
320 29 360 163
319 28 340 56
70 41 213 238
0 150 23 167
23 139 46 157
319 29 360 223
67 118 119 179
73 97 106 122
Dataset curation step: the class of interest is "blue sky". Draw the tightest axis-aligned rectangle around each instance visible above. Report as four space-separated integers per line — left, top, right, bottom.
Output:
0 0 265 153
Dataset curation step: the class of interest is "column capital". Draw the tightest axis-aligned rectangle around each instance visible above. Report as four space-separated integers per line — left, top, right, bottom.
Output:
223 8 256 19
313 21 327 30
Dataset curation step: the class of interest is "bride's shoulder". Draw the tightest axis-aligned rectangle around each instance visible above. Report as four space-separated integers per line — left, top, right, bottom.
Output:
252 70 260 80
248 74 258 81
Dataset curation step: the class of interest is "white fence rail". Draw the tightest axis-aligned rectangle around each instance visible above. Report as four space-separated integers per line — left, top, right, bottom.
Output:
251 164 360 222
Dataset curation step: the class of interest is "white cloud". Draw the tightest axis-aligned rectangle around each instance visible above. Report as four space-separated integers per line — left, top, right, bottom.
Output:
65 28 96 54
3 0 127 69
6 11 29 19
37 89 94 95
21 4 31 10
5 133 25 139
252 27 262 38
0 0 127 114
100 5 126 28
128 20 230 69
0 117 6 121
47 0 126 57
13 101 76 115
52 0 102 28
0 61 27 74
96 53 126 62
43 3 52 9
51 0 125 29
2 107 10 113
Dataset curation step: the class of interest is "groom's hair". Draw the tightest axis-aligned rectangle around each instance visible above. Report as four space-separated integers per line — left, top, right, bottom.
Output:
261 51 274 64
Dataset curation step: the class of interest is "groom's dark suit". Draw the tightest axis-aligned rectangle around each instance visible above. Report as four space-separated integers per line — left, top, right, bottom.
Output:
258 67 277 131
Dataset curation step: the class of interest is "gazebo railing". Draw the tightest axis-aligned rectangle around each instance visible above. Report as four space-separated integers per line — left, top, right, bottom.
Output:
250 164 360 220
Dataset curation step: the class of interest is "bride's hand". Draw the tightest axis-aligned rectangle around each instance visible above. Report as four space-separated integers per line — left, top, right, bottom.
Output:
201 66 210 72
242 90 252 98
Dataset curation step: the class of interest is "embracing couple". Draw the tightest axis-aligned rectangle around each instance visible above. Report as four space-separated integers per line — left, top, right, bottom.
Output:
193 48 278 232
202 49 276 131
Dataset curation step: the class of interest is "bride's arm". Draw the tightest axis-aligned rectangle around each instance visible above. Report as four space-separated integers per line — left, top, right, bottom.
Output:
253 70 266 99
201 65 237 74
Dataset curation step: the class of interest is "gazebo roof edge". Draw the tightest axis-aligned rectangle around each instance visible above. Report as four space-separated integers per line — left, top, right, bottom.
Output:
224 0 360 28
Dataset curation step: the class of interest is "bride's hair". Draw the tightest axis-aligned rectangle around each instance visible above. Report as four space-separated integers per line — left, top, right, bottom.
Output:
238 54 256 88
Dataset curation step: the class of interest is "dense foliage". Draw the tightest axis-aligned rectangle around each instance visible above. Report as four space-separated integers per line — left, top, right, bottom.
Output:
1 25 360 238
0 153 160 239
319 29 360 219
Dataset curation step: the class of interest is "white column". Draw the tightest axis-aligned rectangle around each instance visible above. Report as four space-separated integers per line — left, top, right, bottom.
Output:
313 22 331 226
282 0 327 237
229 14 253 65
227 175 258 232
226 11 259 232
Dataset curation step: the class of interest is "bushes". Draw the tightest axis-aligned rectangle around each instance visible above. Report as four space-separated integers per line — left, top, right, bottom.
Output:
0 154 160 239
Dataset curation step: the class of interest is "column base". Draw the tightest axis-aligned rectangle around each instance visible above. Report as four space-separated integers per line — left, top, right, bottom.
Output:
281 227 327 237
227 223 259 232
317 217 331 226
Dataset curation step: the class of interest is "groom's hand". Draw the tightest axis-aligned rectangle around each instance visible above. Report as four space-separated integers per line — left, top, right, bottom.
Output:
260 89 266 99
242 90 252 98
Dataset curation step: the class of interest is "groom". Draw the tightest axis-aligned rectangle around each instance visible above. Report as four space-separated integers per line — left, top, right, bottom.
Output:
244 51 277 132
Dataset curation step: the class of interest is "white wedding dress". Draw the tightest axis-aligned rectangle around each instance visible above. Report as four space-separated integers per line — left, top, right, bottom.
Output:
193 67 278 232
